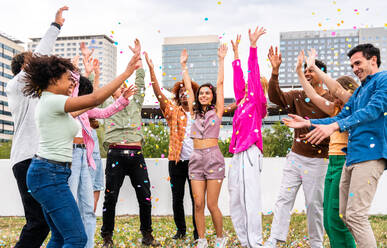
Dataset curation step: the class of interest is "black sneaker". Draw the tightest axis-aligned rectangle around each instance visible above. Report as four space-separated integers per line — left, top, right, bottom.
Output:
172 230 186 239
102 234 114 248
142 231 161 247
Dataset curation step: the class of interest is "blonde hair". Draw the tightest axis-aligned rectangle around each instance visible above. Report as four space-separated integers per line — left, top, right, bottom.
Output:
260 76 268 96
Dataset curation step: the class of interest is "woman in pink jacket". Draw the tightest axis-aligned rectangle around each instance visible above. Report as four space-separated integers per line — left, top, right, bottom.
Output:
228 27 267 248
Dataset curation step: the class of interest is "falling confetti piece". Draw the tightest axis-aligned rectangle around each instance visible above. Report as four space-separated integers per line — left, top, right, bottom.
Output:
312 12 316 15
370 144 375 148
331 32 336 36
217 1 221 4
339 214 343 218
120 51 123 54
305 98 310 103
337 8 341 12
349 193 354 197
304 170 308 174
114 42 118 45
204 17 209 21
345 106 350 110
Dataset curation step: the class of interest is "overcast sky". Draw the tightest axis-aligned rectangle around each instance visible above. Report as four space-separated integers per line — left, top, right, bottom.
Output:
1 0 386 98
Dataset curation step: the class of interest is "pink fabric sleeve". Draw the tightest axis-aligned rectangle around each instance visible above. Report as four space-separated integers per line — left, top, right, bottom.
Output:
87 95 129 119
247 47 267 118
232 59 246 104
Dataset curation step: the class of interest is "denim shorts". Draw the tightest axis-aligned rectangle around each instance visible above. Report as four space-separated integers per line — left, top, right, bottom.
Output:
188 145 225 180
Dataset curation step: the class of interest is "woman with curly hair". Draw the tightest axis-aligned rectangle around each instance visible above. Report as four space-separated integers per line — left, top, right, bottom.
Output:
24 50 139 247
144 51 200 240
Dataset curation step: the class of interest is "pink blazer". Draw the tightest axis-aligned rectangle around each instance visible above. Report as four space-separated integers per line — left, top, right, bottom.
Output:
229 47 267 154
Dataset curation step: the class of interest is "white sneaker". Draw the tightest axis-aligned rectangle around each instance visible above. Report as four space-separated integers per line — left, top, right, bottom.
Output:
215 236 228 248
195 238 208 248
263 237 278 248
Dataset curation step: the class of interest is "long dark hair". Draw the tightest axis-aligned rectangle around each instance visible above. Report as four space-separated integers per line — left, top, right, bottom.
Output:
194 83 217 117
78 76 94 96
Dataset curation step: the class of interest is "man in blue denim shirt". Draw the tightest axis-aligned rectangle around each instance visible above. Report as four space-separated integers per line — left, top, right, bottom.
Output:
285 44 386 248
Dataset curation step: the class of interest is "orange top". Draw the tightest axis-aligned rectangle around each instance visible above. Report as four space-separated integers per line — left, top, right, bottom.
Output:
161 100 188 163
328 107 348 156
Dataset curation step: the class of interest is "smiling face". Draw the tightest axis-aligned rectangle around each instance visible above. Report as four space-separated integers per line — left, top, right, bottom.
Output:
304 67 320 87
198 86 213 106
178 86 188 105
56 70 76 96
350 51 376 82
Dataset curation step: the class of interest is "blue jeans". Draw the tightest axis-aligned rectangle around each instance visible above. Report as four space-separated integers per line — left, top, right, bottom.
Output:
89 129 104 191
69 147 96 248
26 158 87 248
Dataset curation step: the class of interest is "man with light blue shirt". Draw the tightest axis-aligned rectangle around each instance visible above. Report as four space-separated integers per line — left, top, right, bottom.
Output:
5 6 68 248
286 43 386 248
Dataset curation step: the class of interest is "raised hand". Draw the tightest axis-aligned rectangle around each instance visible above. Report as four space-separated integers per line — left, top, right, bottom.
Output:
296 50 305 71
71 54 80 68
80 42 94 59
93 59 100 77
282 114 310 129
144 52 154 69
55 6 69 27
231 34 241 53
83 55 94 76
249 26 266 48
180 49 188 65
306 48 317 68
218 43 228 60
125 53 141 74
122 84 137 99
129 39 141 55
268 46 282 71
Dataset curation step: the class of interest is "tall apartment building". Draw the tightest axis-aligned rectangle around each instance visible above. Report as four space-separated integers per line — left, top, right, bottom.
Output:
0 32 24 141
162 35 219 90
279 27 387 88
28 34 117 85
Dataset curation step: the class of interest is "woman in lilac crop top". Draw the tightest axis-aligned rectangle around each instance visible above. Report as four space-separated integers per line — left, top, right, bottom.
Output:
228 27 267 247
180 44 228 248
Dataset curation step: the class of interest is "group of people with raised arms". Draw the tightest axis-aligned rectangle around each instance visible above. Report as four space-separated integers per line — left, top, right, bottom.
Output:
6 6 386 248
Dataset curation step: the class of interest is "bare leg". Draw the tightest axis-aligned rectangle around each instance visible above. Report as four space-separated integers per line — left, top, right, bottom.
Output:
207 179 223 237
93 191 100 213
191 180 207 239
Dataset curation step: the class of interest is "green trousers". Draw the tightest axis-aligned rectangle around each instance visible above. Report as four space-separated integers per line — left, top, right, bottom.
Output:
323 155 356 248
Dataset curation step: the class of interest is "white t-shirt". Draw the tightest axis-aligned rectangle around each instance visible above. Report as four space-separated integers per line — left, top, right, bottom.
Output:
36 92 80 162
180 111 194 161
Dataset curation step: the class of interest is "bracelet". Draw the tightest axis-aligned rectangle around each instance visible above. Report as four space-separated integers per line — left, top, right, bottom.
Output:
51 22 61 30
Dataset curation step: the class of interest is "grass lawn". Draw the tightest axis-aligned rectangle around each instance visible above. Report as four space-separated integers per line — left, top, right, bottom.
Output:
0 214 386 247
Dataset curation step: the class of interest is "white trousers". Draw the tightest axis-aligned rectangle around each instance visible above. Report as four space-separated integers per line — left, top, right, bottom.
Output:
270 151 328 248
229 145 263 248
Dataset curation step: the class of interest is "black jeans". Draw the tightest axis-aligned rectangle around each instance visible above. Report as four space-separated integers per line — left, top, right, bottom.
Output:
101 148 152 237
12 159 50 248
169 160 197 235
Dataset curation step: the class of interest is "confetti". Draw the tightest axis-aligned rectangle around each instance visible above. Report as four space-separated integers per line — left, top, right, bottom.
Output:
370 144 375 148
305 98 310 103
349 193 354 197
217 1 221 4
204 17 209 21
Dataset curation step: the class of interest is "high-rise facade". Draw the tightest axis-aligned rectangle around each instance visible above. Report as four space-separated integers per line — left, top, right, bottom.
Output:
28 34 117 85
0 32 24 141
162 35 219 90
279 27 387 88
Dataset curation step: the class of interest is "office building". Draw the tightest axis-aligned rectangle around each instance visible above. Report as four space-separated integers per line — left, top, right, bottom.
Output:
0 32 24 140
279 27 387 88
162 35 219 90
28 34 117 85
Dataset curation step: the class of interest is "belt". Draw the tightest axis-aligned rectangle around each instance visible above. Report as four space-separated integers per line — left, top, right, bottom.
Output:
73 144 86 149
34 155 72 168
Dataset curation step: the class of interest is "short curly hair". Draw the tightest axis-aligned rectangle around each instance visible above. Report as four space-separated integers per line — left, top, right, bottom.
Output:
23 55 76 98
11 51 32 75
171 80 199 106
